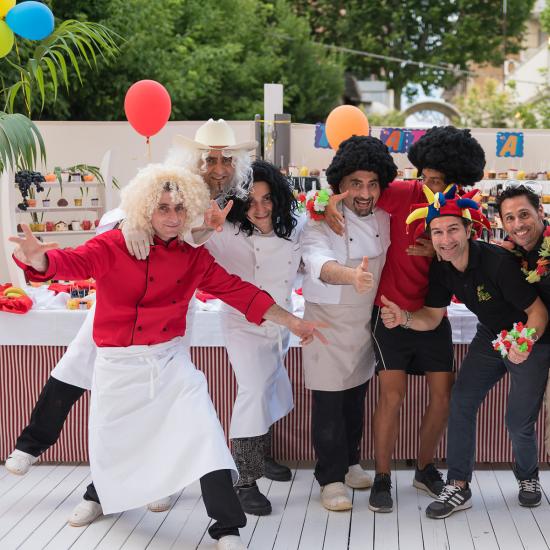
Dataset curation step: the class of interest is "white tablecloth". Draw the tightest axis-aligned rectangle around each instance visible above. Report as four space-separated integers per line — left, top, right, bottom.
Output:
0 300 478 346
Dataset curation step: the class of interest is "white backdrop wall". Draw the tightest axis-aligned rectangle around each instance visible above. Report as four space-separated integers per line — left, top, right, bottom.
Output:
1 121 549 282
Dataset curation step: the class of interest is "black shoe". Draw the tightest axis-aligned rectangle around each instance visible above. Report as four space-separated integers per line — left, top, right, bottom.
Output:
264 456 292 482
236 483 272 516
514 467 542 507
425 483 472 519
413 463 445 498
368 473 393 513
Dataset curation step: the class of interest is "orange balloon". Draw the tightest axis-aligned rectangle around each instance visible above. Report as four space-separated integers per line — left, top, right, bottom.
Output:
325 105 370 150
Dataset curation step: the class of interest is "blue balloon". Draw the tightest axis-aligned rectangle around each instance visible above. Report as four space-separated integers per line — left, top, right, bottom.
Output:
6 1 54 41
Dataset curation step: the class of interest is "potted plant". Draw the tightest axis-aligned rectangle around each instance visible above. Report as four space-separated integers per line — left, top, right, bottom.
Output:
15 170 45 211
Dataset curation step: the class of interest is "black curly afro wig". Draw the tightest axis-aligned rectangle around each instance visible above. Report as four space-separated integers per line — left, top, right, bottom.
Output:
407 126 485 186
326 135 397 194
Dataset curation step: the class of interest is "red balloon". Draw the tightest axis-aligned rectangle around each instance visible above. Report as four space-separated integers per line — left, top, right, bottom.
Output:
124 80 171 138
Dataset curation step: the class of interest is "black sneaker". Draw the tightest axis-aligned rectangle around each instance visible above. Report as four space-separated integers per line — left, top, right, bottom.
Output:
264 456 292 482
514 468 542 507
425 483 472 519
368 473 393 513
413 463 445 498
236 483 272 516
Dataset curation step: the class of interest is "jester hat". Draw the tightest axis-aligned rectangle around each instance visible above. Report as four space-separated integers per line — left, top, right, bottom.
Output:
406 184 491 238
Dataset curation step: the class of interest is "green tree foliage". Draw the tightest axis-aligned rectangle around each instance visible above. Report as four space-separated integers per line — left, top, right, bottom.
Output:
29 0 344 122
456 78 550 128
292 0 535 109
541 0 550 34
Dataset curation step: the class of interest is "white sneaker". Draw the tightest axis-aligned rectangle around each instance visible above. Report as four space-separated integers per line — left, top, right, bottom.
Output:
217 534 247 550
5 450 38 475
68 499 103 527
345 464 374 489
320 482 353 511
147 495 172 512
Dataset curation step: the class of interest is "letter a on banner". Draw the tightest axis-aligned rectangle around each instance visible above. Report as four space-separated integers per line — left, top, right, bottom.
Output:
496 132 524 157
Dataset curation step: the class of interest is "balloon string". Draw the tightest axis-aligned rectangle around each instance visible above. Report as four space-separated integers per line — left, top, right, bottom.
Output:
146 137 151 162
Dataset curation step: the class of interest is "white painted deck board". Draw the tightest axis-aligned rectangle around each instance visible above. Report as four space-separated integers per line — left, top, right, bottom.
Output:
0 463 549 549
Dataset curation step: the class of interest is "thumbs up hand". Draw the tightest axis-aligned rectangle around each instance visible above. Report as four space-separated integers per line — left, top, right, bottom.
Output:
380 294 406 329
353 256 373 293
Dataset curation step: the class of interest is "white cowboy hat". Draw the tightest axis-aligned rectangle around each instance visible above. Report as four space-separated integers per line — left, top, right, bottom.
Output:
173 118 257 152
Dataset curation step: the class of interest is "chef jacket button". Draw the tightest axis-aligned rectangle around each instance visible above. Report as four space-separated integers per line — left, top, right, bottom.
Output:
162 327 167 332
137 326 142 331
149 276 154 282
288 261 291 264
349 237 353 241
177 279 181 284
172 300 176 304
376 234 379 237
284 280 288 283
256 248 260 251
256 265 259 269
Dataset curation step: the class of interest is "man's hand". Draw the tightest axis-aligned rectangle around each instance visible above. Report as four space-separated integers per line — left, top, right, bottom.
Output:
325 191 348 236
406 238 435 257
380 294 405 329
121 221 153 260
491 239 515 251
204 199 233 233
8 224 58 272
288 316 329 346
353 256 373 293
507 345 530 365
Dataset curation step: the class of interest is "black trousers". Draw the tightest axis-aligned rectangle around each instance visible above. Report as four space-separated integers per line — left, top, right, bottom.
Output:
311 381 369 486
16 376 85 457
84 469 246 540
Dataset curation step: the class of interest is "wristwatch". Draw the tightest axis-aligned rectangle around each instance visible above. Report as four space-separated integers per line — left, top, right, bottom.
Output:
400 310 413 330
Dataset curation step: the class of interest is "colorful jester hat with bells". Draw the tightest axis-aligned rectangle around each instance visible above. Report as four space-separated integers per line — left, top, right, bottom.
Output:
406 184 491 239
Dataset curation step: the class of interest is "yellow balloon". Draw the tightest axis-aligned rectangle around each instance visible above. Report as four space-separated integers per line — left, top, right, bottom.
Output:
0 0 15 18
0 20 13 58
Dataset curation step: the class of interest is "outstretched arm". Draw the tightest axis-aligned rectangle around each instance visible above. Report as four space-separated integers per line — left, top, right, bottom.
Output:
380 294 446 331
9 224 58 272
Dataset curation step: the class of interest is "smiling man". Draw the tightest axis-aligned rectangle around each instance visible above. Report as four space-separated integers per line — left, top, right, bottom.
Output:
381 195 550 519
300 136 394 511
9 163 326 550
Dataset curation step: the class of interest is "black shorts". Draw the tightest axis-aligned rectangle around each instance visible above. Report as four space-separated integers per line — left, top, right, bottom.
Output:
372 306 454 375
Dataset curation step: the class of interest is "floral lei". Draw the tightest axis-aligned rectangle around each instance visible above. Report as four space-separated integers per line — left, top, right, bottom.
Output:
295 188 333 221
511 226 550 283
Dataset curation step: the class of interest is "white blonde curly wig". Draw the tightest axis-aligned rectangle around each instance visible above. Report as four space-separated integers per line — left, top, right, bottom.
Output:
120 163 210 239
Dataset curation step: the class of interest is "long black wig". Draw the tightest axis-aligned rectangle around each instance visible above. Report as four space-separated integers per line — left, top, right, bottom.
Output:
226 159 298 240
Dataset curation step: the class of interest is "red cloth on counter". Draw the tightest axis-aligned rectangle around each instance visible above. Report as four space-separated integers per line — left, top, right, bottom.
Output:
0 283 33 314
15 229 275 347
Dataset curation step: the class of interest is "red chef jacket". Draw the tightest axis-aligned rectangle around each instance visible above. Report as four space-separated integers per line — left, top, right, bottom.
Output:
16 229 275 347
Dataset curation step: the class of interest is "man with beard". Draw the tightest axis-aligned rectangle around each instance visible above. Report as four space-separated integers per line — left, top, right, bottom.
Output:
300 136 393 511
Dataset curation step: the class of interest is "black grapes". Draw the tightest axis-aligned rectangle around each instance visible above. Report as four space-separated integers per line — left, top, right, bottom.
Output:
16 170 46 199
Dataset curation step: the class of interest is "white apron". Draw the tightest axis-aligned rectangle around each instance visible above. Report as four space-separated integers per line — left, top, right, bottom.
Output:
51 302 97 390
51 299 196 391
89 337 236 514
221 312 293 439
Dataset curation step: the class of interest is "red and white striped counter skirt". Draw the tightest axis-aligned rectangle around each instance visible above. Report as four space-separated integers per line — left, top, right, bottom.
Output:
1 344 547 462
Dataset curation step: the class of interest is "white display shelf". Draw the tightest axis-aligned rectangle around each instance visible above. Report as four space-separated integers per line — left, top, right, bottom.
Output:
15 181 102 188
16 206 103 213
18 230 96 236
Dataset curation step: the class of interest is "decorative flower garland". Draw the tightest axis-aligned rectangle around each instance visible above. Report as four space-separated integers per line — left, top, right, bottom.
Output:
511 226 550 283
295 189 333 221
492 322 537 358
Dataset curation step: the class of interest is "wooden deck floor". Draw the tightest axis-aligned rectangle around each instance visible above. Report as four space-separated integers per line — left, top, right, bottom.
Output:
1 462 550 549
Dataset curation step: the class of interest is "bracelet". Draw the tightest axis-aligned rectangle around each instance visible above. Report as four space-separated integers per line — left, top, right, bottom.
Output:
400 310 413 330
